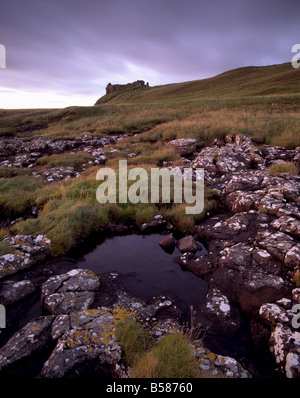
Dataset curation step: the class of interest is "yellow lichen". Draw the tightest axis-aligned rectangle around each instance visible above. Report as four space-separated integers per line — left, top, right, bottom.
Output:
203 352 216 361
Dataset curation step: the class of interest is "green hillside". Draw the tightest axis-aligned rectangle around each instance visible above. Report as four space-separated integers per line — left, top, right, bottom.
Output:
0 62 299 148
95 62 300 105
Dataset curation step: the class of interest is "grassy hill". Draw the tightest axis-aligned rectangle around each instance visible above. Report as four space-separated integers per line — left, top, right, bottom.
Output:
0 62 299 147
95 62 300 104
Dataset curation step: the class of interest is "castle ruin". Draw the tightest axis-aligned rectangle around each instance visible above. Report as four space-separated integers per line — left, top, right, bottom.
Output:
105 80 149 95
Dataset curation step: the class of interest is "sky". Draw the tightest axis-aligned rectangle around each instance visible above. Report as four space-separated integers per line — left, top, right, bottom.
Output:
0 0 299 109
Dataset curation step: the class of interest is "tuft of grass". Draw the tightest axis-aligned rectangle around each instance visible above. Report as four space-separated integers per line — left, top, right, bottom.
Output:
116 317 198 378
131 333 198 378
266 162 299 176
0 240 15 256
36 152 94 171
0 168 34 178
9 198 110 256
116 318 151 366
258 207 269 214
0 176 44 218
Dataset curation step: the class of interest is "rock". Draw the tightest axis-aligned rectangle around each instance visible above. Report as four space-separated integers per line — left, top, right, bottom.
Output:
166 138 197 156
0 252 31 280
293 288 300 304
202 287 241 334
0 316 54 374
284 244 300 269
41 269 100 315
40 309 125 378
51 315 70 340
43 167 80 183
0 279 37 306
271 216 300 239
259 303 291 327
176 235 198 253
209 251 288 315
265 146 296 163
236 272 288 316
225 191 261 213
214 169 300 218
0 235 51 279
256 231 297 265
178 252 214 278
269 324 300 378
192 135 258 178
258 290 300 377
139 215 167 232
192 343 252 378
159 233 176 251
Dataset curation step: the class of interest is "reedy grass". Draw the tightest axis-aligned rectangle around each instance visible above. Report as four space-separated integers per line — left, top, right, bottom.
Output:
266 162 299 176
131 333 199 378
35 152 94 171
115 317 199 378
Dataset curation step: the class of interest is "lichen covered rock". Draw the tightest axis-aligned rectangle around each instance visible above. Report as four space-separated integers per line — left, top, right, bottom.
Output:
0 235 51 279
0 316 54 374
41 269 100 315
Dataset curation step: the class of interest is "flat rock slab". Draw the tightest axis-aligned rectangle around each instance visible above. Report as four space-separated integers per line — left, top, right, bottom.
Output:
41 269 100 315
166 138 197 155
40 308 126 378
0 279 37 306
0 315 54 374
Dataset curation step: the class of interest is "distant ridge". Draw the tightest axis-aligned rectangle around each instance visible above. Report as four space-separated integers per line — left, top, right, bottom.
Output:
95 62 300 105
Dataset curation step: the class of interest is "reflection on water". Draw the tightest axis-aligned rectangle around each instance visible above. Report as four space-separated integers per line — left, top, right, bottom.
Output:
77 233 208 312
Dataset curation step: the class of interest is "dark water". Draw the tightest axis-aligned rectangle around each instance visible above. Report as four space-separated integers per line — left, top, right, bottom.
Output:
77 233 208 314
76 234 275 375
0 233 275 377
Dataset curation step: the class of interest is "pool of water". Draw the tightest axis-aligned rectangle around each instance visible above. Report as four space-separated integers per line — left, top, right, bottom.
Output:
76 233 208 314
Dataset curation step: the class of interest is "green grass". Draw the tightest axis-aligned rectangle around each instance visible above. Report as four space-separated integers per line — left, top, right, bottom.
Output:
95 63 300 104
0 176 44 218
266 162 299 176
0 240 15 256
115 317 198 378
36 152 94 171
131 333 198 378
116 318 151 366
1 63 299 145
0 168 34 178
10 198 110 256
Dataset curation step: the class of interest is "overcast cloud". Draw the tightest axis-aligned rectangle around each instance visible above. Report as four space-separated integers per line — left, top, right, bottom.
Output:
0 0 299 108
